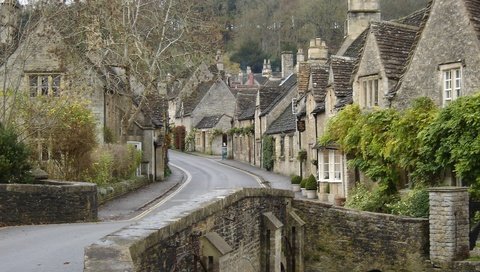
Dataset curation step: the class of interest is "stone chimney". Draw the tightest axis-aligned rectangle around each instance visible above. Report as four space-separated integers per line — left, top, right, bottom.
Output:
308 38 328 64
295 49 305 73
262 59 272 78
281 51 294 78
246 66 254 85
0 0 20 47
337 0 380 55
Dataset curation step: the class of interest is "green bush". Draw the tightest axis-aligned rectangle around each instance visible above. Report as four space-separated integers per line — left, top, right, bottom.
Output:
345 183 397 213
0 124 32 183
300 178 307 188
291 175 302 184
262 135 275 171
387 187 429 218
305 174 317 190
84 144 142 185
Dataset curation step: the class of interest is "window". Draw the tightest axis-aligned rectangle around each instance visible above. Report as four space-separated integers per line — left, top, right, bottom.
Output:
280 136 285 157
442 66 462 106
319 150 343 182
359 76 379 109
27 74 62 97
289 135 294 159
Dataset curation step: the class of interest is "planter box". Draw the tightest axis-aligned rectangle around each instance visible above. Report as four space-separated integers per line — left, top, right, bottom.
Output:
292 184 301 192
306 190 317 199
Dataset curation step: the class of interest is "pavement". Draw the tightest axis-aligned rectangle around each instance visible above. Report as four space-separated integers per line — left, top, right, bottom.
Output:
98 151 298 221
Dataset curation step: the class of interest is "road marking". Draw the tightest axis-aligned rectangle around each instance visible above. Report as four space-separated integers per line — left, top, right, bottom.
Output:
127 162 192 222
214 160 266 188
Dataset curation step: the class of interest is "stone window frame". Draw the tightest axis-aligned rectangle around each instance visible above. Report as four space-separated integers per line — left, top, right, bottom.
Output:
288 134 294 160
318 149 343 183
358 74 380 109
439 62 463 107
26 72 63 97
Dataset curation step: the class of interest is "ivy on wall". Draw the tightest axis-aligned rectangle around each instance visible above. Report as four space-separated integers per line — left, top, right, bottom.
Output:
262 135 275 171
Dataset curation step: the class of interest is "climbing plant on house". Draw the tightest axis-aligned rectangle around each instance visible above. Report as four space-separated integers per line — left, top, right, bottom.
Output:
262 135 275 171
415 93 480 199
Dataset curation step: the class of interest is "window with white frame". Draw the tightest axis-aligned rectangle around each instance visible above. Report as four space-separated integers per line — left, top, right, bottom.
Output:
28 73 62 97
359 76 379 109
441 64 462 107
319 149 343 182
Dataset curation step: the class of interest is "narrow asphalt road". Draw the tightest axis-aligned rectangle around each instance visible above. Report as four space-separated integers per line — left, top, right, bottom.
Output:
0 151 261 272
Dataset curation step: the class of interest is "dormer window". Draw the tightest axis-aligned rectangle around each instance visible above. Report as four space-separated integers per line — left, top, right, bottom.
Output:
440 63 462 107
27 73 62 97
359 75 379 109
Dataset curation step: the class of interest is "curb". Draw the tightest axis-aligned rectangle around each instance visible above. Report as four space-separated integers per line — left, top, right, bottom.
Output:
217 160 271 188
135 164 186 212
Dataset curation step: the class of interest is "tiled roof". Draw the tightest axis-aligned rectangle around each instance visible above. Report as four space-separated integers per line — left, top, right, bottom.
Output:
297 62 311 93
175 81 213 117
254 74 269 85
393 8 428 27
260 74 297 117
343 29 368 58
464 0 480 42
142 93 165 127
311 64 329 103
195 114 223 129
235 89 257 121
330 56 355 97
329 56 355 109
370 21 418 81
390 0 433 98
265 104 296 135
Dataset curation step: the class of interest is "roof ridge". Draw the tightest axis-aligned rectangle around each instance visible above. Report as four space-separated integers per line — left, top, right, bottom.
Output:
371 20 419 31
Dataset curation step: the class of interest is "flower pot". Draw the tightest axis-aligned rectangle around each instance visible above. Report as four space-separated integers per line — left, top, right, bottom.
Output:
291 184 301 192
306 190 317 199
301 188 307 196
334 196 346 206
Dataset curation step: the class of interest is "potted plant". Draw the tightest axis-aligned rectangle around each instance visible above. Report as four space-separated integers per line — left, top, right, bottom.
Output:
291 175 302 192
300 177 308 196
305 174 318 199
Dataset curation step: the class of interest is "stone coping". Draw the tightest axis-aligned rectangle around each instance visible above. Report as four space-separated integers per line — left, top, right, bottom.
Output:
84 188 294 271
0 179 96 193
428 187 469 192
293 199 429 223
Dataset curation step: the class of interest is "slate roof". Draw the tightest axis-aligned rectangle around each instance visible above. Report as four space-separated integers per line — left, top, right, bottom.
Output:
235 89 257 121
297 62 311 93
389 0 432 98
330 56 356 109
343 29 368 58
265 104 296 135
140 93 165 128
464 0 480 42
195 114 224 129
175 81 214 117
370 21 418 81
254 74 269 85
311 64 329 103
393 8 428 27
260 74 297 117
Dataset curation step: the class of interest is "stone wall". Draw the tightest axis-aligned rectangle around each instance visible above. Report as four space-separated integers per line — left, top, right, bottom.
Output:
97 177 151 205
84 188 297 272
292 199 430 272
0 180 97 226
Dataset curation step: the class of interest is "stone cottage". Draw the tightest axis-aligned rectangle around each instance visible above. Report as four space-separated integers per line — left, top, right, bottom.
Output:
0 1 166 180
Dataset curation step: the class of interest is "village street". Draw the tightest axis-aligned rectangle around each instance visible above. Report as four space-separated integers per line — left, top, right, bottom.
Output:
0 151 286 272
